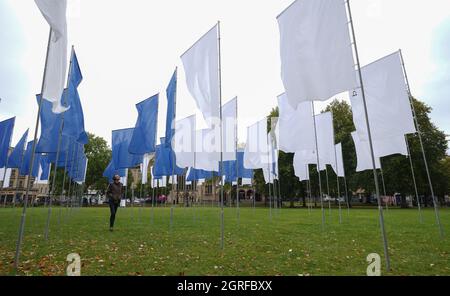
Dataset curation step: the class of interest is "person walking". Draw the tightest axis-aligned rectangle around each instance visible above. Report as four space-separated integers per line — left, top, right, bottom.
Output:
106 175 124 231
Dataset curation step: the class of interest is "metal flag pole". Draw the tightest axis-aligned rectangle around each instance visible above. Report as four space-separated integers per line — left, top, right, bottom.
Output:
311 102 325 230
151 178 155 224
405 135 423 223
399 49 443 237
266 133 273 222
64 145 77 220
14 28 52 270
2 158 10 207
333 146 343 224
58 149 70 226
379 166 389 211
235 98 240 225
13 139 28 208
344 175 350 216
218 21 225 250
346 0 390 271
325 167 331 216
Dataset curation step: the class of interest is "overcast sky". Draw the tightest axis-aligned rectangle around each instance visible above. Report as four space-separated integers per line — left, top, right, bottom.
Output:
1 0 449 153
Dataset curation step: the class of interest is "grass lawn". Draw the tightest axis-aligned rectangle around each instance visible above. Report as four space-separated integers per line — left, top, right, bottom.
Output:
0 205 449 276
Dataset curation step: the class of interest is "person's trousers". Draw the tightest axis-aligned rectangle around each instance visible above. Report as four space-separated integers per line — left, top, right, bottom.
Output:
109 201 120 228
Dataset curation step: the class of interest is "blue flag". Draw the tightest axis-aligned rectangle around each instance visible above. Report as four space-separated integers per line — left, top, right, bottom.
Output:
237 151 253 179
165 69 177 147
103 159 127 182
153 144 184 178
186 167 216 182
0 117 15 168
7 129 28 169
129 94 159 154
36 94 70 153
20 141 41 177
62 49 88 145
112 128 143 169
39 155 51 181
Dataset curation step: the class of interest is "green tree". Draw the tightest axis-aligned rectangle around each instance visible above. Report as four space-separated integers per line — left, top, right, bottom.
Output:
84 132 111 193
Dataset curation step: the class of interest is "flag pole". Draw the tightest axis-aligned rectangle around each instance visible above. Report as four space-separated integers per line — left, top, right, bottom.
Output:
311 102 325 230
266 133 273 222
13 136 29 208
171 68 178 230
346 0 390 271
405 135 423 223
218 21 225 250
235 98 239 224
2 158 10 206
379 166 388 210
332 124 343 224
399 49 443 237
14 28 53 270
325 167 331 216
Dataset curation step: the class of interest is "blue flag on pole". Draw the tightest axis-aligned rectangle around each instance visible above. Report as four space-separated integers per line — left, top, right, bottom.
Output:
0 117 15 168
237 151 253 179
153 144 184 178
165 69 177 147
112 128 143 169
103 159 127 182
20 141 41 177
129 94 159 154
186 167 216 182
39 155 51 181
62 49 88 145
36 94 70 153
7 129 28 169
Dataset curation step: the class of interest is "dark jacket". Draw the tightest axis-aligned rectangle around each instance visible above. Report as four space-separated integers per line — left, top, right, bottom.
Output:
107 182 124 203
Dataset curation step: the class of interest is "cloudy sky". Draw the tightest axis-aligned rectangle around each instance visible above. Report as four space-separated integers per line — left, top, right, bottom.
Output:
1 0 449 153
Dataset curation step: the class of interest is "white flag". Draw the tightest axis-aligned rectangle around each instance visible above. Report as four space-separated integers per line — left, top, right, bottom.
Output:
1 168 12 188
173 115 196 168
169 175 178 185
222 97 237 161
195 129 219 172
241 178 252 186
293 155 310 182
350 51 416 142
315 112 336 173
140 154 153 185
150 166 157 188
277 0 357 108
335 143 345 178
243 119 269 169
120 169 128 185
181 25 220 124
35 0 69 113
197 178 205 186
277 94 315 153
159 176 167 187
352 132 381 172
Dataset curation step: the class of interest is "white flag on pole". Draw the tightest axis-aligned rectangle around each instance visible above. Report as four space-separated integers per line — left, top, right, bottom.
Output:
315 112 336 173
293 155 310 182
243 119 269 170
195 129 220 172
350 51 416 142
222 97 237 161
241 178 252 186
173 115 196 169
181 24 220 124
335 143 345 178
1 168 12 188
277 0 357 108
140 153 153 185
120 169 128 185
34 0 69 113
277 94 315 153
352 132 381 172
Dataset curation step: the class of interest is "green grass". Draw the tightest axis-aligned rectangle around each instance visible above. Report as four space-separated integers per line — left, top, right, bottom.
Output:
0 205 449 276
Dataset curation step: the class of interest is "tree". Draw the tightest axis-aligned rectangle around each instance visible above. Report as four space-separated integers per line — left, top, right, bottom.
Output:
84 132 111 193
